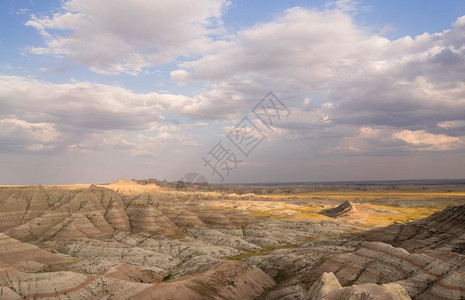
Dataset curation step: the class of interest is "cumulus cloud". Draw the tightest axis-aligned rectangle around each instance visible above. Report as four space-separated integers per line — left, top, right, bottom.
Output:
26 2 465 141
0 75 163 129
173 6 370 84
0 75 202 153
26 0 228 74
167 5 465 155
14 1 465 160
0 119 59 152
438 120 465 129
68 128 201 157
393 130 462 151
333 126 464 154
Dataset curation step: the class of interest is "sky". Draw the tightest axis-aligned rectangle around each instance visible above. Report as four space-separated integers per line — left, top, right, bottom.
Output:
1 0 465 185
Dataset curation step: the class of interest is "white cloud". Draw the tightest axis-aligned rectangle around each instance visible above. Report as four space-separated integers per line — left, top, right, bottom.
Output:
331 126 464 154
164 6 465 157
0 119 58 143
331 126 396 154
24 2 465 137
14 2 465 161
68 127 201 157
438 120 465 129
393 130 461 151
170 70 189 82
0 75 200 129
0 75 206 153
26 0 228 74
16 8 29 15
0 119 59 152
173 6 372 84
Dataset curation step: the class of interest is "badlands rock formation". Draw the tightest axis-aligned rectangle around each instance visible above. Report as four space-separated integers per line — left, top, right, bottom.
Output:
255 203 465 299
320 200 356 217
0 183 464 299
0 184 354 298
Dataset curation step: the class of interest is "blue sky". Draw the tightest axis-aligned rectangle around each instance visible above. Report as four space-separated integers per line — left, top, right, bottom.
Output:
1 0 465 184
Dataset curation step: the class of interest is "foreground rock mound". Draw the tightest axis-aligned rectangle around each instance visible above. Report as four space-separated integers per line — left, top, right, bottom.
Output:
306 272 342 299
307 272 410 300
